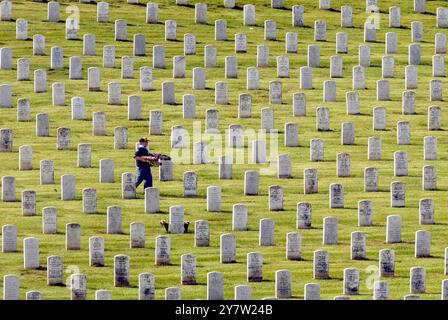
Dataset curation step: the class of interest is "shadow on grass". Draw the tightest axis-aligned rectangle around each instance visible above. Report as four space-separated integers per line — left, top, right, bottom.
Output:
354 257 376 262
51 283 67 287
81 0 98 5
327 276 343 281
178 4 196 9
296 257 311 262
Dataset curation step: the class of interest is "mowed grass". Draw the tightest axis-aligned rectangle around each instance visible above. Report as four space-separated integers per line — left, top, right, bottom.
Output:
1 0 448 300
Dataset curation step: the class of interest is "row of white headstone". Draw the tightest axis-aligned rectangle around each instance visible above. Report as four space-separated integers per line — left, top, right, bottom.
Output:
0 1 444 28
0 167 443 215
0 156 440 203
1 211 444 254
3 267 448 299
3 28 447 68
9 13 447 45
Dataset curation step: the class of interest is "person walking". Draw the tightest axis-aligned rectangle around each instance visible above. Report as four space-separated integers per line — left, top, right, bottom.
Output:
134 137 156 191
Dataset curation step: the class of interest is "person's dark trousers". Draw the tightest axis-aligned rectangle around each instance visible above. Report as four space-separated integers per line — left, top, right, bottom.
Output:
136 166 153 189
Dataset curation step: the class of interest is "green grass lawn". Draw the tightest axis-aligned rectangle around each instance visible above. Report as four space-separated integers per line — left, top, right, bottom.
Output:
1 0 448 300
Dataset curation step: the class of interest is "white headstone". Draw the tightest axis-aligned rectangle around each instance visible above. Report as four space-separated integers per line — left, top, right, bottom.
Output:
330 55 343 78
149 110 163 135
121 56 134 79
61 174 75 201
155 235 171 265
40 160 54 184
410 267 426 293
83 34 96 56
428 106 441 130
70 274 86 300
292 5 304 27
181 253 197 284
313 250 329 279
103 45 115 68
23 237 39 269
195 220 210 247
243 4 255 26
121 172 136 199
89 236 104 267
297 202 312 229
337 153 350 177
220 233 236 263
238 94 251 118
207 186 221 212
48 1 60 22
316 107 330 131
374 281 390 300
34 69 47 93
329 183 344 208
394 151 408 176
140 67 153 91
204 45 217 67
387 215 402 243
21 190 36 216
247 252 263 282
184 34 196 55
138 273 155 300
69 56 82 80
3 275 19 300
405 65 418 89
130 222 145 248
353 65 365 90
244 170 259 195
42 206 57 234
373 107 386 130
338 271 357 299
162 81 175 105
114 255 130 287
17 58 30 81
115 19 127 41
367 136 381 160
16 19 28 40
358 200 373 226
323 216 338 245
414 0 426 13
195 3 207 24
17 98 30 121
2 224 17 252
97 2 109 23
341 5 352 27
275 270 292 298
66 223 81 250
437 7 448 28
259 218 275 246
308 45 320 67
379 249 395 277
57 127 71 150
435 33 446 54
323 80 336 102
391 181 405 207
304 168 318 194
0 47 12 70
207 272 223 300
397 121 411 145
415 230 431 258
351 231 366 260
47 255 63 285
